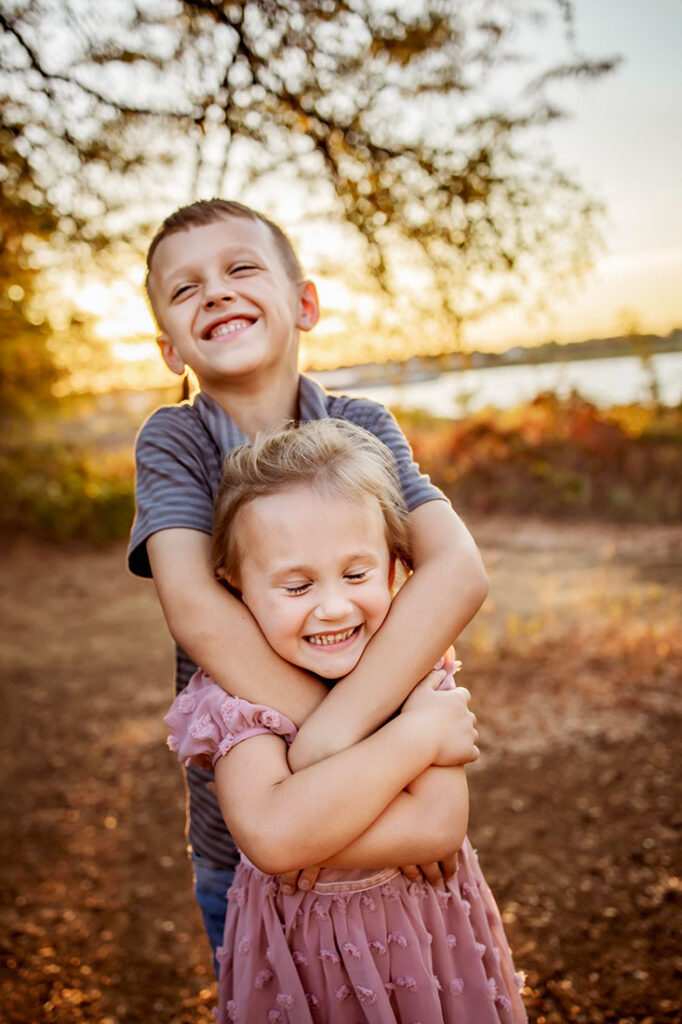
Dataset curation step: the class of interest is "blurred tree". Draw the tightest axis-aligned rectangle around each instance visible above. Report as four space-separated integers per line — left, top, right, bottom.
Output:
1 0 618 392
0 122 62 413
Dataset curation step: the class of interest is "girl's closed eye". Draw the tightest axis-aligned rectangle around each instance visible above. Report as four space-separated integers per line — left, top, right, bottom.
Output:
344 570 369 583
282 581 311 595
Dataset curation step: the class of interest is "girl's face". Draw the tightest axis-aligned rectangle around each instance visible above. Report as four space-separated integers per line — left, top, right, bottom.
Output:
231 484 394 679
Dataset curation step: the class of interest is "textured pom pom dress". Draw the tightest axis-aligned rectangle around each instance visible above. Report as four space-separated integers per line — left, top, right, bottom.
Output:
166 671 527 1024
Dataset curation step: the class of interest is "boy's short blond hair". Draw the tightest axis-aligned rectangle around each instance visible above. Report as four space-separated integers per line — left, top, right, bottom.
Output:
213 419 411 584
145 198 305 315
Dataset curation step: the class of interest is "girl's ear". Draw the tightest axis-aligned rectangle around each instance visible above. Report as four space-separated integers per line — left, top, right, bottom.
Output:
157 335 187 376
216 565 244 601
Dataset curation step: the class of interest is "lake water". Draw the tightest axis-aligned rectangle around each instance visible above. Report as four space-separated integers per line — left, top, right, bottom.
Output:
327 351 682 418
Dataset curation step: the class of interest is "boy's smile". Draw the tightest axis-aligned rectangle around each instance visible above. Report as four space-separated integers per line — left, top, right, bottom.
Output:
231 485 394 680
202 316 254 341
148 217 318 397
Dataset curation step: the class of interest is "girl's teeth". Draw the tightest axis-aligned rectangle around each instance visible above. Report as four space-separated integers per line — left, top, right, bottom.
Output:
307 628 356 646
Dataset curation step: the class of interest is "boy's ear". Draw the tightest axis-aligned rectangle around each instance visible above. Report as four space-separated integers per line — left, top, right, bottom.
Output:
388 556 397 590
296 280 320 332
157 334 187 376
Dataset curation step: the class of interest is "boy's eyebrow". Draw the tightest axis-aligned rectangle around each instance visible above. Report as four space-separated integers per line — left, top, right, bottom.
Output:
161 246 264 287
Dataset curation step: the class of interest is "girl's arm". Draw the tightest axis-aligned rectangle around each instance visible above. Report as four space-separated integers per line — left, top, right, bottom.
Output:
148 528 328 726
288 500 487 769
214 674 470 875
321 765 468 870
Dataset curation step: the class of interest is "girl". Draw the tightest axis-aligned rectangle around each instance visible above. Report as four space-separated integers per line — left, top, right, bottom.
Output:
166 419 526 1023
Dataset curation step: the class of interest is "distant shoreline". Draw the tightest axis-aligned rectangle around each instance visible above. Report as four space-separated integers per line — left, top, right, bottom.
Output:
311 330 681 392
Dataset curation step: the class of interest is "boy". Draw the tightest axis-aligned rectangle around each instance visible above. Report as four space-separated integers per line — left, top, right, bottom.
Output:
128 199 488 963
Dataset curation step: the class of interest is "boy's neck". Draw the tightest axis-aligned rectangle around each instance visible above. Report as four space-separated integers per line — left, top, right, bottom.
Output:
200 368 301 439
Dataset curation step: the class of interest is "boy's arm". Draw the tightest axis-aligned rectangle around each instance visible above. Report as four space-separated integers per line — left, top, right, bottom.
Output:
288 499 488 769
148 528 328 726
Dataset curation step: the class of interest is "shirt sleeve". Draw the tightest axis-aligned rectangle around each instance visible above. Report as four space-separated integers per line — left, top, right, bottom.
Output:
332 395 447 511
165 670 298 771
127 405 217 577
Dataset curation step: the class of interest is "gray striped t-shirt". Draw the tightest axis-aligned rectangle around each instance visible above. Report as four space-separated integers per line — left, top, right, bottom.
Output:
128 374 445 869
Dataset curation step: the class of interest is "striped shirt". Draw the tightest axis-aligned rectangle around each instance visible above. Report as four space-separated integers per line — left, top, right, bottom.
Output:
128 374 445 868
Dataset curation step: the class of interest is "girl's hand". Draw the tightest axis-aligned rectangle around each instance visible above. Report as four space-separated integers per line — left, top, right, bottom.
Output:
401 852 459 889
433 645 461 680
280 865 321 895
401 669 479 766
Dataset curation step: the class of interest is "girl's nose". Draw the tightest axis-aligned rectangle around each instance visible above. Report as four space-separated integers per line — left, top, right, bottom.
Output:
315 588 353 621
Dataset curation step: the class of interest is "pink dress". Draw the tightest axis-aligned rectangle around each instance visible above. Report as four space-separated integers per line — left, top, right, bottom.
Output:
166 672 527 1024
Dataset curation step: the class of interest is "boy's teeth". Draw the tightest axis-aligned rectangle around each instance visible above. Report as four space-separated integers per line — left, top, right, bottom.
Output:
307 628 356 646
210 318 250 338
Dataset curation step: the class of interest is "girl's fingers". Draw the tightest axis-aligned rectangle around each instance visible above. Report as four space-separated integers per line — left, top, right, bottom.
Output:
438 646 459 675
413 668 448 692
399 864 422 882
280 869 299 895
440 852 459 880
296 865 322 891
279 866 322 894
419 860 446 889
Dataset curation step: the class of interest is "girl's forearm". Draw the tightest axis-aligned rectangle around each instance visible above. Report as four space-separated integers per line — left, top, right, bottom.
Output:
288 501 487 770
322 766 469 870
216 714 439 876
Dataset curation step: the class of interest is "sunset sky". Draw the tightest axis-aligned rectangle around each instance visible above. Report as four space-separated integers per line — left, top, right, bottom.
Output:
89 0 681 382
465 0 682 350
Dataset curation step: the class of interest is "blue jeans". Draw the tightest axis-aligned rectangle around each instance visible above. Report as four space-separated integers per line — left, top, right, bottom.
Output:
191 850 235 978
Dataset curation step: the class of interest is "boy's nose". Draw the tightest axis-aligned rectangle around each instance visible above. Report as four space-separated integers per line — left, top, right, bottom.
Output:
203 279 237 308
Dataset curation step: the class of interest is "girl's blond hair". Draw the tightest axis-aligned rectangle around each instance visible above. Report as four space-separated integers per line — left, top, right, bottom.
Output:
212 419 411 583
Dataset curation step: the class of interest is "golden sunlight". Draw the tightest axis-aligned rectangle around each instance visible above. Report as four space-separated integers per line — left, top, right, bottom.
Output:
58 243 682 395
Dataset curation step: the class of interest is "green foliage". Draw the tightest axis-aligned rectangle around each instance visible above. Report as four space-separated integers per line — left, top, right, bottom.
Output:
400 393 682 523
0 441 134 544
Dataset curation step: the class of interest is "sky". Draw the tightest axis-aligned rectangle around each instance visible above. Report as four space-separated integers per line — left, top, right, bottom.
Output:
93 0 682 379
465 0 682 349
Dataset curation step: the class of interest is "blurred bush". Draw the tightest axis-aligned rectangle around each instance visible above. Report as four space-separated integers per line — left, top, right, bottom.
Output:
0 441 134 544
1 391 679 544
400 392 682 523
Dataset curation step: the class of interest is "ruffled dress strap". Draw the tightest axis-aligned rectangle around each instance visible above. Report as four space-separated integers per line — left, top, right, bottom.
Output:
165 669 298 772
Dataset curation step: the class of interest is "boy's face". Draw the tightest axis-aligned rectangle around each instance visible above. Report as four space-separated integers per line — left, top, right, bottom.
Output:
232 485 394 680
148 216 318 392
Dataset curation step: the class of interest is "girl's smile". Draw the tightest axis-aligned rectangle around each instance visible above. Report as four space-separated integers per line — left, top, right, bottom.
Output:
304 625 360 647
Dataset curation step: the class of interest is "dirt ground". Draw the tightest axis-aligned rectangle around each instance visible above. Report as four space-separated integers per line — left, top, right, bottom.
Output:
1 516 680 1024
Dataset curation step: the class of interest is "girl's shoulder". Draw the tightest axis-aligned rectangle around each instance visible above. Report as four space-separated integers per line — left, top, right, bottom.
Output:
164 671 298 771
